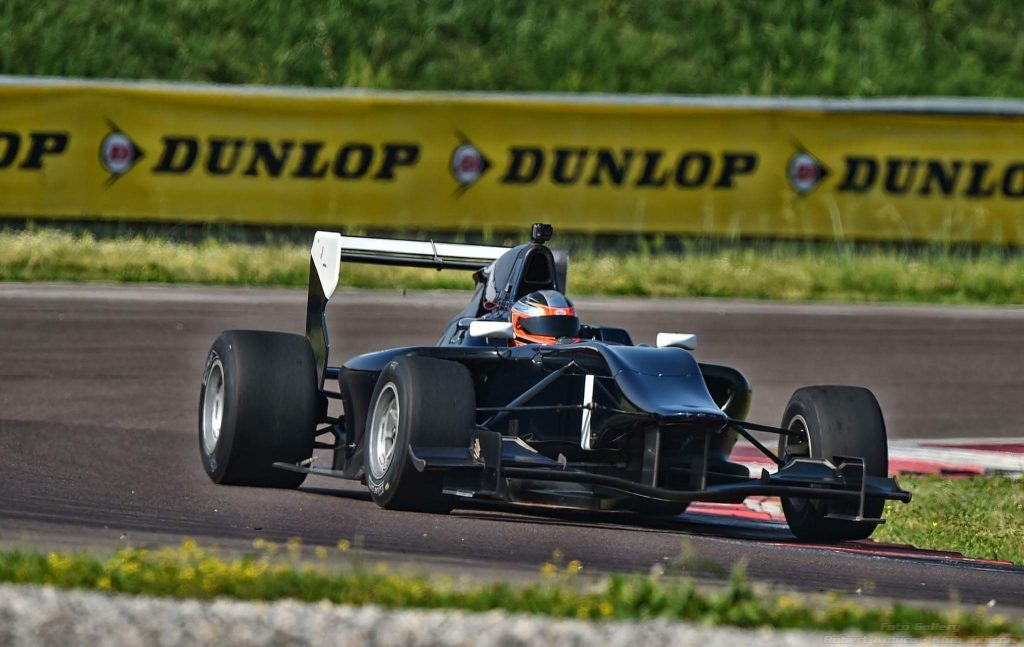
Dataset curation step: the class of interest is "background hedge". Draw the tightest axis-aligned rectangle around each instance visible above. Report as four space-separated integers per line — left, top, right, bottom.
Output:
2 0 1022 97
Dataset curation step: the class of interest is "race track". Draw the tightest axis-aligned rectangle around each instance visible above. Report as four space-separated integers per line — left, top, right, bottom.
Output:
1 284 1022 610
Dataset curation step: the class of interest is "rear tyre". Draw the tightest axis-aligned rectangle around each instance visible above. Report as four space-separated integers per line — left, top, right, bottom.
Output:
198 330 317 489
364 356 475 513
778 386 887 542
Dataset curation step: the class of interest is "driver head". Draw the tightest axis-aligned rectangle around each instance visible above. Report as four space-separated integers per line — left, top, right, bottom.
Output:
510 290 580 345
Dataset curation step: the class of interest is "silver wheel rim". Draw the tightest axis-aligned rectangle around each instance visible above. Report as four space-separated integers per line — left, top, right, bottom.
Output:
368 382 400 480
201 359 225 455
784 414 812 461
783 414 815 512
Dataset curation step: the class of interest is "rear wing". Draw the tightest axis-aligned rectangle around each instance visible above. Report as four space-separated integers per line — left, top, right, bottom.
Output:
306 232 510 387
310 232 509 302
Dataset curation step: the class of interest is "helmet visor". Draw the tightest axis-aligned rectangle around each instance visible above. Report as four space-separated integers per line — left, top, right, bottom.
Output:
518 314 580 339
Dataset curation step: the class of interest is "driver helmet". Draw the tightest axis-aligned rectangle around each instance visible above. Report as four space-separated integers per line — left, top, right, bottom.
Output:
510 290 580 345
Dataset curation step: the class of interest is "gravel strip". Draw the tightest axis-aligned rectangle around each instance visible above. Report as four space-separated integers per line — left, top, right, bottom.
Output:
0 583 852 647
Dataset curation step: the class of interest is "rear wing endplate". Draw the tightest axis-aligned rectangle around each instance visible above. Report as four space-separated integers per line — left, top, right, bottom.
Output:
306 232 510 387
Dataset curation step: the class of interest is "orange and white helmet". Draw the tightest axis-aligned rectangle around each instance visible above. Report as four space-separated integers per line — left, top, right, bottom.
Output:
510 290 580 345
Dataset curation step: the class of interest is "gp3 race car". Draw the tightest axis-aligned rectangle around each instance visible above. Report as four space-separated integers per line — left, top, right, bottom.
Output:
199 224 910 542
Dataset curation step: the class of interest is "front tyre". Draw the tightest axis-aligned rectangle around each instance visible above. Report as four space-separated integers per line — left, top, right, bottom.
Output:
778 386 888 542
364 356 475 512
198 330 317 489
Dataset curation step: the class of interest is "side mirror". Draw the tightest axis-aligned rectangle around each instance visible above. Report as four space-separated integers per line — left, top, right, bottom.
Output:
469 320 515 340
656 332 697 351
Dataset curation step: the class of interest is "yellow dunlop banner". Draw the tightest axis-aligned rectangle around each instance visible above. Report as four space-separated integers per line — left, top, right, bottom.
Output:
3 78 1024 244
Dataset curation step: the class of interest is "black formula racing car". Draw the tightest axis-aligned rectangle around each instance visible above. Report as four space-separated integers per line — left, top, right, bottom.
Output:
199 223 910 542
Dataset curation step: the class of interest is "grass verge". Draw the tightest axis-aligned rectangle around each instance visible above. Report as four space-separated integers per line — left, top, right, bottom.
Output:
0 539 1019 638
5 228 1024 305
875 475 1024 564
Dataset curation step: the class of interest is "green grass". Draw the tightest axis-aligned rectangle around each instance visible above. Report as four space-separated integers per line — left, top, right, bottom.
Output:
875 476 1024 564
0 539 1019 638
0 478 1019 635
5 228 1024 305
3 1 1024 97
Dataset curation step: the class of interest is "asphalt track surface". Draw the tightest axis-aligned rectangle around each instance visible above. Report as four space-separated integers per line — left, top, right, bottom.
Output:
1 283 1022 612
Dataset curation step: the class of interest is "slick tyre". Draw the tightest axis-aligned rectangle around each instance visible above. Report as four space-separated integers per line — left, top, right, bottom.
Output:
198 330 317 489
778 386 888 542
364 356 475 513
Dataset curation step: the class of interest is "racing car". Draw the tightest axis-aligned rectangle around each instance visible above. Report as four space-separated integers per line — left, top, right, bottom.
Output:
198 223 910 542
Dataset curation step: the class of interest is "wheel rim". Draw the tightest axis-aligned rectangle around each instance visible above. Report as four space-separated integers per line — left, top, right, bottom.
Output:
201 359 225 455
782 413 816 513
368 382 400 480
782 414 812 462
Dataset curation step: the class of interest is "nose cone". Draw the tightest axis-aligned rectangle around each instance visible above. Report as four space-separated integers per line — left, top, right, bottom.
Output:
577 343 732 429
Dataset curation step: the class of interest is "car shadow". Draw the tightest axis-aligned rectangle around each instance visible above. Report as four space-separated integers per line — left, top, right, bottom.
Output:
300 482 795 544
